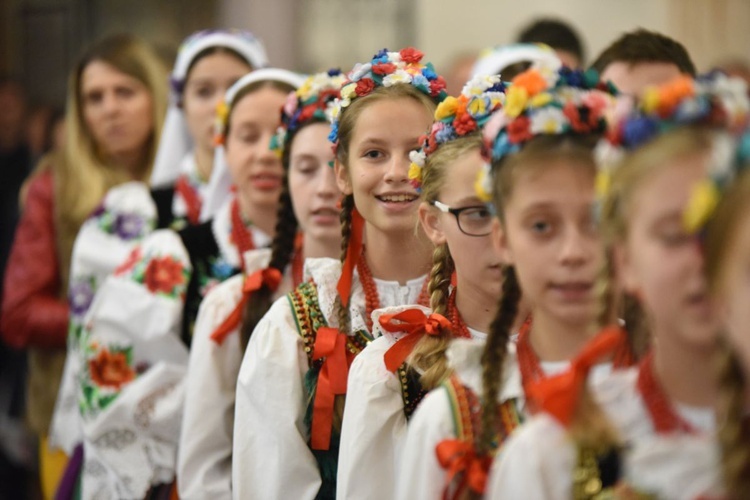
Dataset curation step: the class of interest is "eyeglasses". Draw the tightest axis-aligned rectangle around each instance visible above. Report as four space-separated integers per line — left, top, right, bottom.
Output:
431 200 493 237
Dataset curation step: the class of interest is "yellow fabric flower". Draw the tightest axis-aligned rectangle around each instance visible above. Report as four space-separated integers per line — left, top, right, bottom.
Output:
474 167 492 202
216 101 229 123
468 97 488 116
435 96 459 121
340 83 357 100
530 92 553 108
683 179 720 233
595 171 611 201
408 162 422 181
505 86 529 118
641 88 660 115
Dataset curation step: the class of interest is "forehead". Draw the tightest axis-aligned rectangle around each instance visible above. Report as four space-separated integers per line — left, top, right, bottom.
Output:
81 60 136 90
230 86 288 124
187 51 251 79
507 159 595 211
350 97 432 143
601 61 682 96
437 148 485 201
290 122 332 156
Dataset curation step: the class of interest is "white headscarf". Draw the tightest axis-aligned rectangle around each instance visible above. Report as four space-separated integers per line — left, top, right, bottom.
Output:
150 29 269 188
200 68 306 221
471 43 562 79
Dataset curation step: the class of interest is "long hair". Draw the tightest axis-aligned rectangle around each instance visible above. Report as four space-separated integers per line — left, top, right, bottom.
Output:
55 34 167 287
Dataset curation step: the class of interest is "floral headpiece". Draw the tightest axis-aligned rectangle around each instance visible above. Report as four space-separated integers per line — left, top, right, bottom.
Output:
407 74 506 191
269 69 347 159
475 66 618 201
328 47 448 148
595 72 750 233
213 68 305 147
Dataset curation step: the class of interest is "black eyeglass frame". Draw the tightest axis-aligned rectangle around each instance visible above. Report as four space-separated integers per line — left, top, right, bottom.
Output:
431 200 493 237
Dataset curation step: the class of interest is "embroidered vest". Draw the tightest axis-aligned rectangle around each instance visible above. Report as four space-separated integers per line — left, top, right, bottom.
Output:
397 363 428 421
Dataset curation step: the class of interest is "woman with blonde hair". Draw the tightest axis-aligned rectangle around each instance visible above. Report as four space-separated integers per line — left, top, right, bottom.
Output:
1 33 166 499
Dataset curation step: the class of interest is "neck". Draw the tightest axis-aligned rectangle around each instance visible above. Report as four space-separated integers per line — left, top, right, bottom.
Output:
303 235 340 260
237 194 277 239
363 225 432 284
529 309 593 362
110 148 147 180
455 279 497 333
194 147 213 183
652 330 716 407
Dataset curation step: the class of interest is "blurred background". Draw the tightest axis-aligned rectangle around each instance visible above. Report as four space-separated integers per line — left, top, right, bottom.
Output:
1 0 749 110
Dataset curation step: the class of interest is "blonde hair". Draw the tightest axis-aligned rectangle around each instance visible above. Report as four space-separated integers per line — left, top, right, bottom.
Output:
408 134 483 390
705 169 750 498
55 34 167 287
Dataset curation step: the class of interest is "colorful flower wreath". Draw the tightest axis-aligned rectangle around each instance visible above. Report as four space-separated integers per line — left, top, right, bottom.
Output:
269 69 347 158
475 66 618 201
407 74 506 191
327 47 448 147
595 72 750 233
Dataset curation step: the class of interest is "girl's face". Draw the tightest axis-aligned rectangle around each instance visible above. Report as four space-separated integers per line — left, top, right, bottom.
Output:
183 51 251 161
335 97 432 236
225 86 287 211
617 153 719 347
420 148 502 299
288 122 342 245
80 60 154 162
496 159 601 327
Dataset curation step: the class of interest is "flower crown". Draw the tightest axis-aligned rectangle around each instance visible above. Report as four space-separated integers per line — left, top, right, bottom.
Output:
475 66 618 201
407 74 506 191
269 69 347 159
595 72 750 233
327 47 448 147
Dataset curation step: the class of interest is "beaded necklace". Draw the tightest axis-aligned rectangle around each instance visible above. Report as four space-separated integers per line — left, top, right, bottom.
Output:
229 199 256 270
356 248 430 332
636 351 696 434
174 174 202 225
446 289 472 339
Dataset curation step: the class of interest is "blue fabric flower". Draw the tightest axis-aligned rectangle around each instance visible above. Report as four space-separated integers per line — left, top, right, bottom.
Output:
435 125 457 144
211 259 235 280
422 66 437 81
492 132 519 160
328 122 339 144
622 117 659 148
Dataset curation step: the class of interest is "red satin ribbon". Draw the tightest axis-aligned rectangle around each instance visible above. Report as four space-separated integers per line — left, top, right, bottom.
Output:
209 267 283 345
380 309 451 372
175 175 202 225
436 439 491 499
310 326 351 450
524 326 626 426
336 208 365 307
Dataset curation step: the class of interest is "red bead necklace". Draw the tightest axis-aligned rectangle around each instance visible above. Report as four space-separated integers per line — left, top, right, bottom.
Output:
446 289 472 339
230 199 256 270
174 174 202 225
356 248 430 332
636 351 696 435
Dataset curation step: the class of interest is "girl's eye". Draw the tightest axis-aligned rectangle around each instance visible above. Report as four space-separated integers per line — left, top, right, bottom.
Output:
240 133 260 144
363 150 383 160
658 231 692 247
195 86 214 99
462 207 491 221
116 86 135 99
531 220 552 234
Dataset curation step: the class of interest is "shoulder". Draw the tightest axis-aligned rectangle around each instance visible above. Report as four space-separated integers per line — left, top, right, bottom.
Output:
446 338 522 403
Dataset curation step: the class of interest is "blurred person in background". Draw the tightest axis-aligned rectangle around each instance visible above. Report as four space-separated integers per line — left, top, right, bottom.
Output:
443 51 478 96
517 17 585 68
0 33 167 499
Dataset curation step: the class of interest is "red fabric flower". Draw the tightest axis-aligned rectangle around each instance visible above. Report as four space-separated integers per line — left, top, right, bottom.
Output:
144 256 185 294
297 105 316 123
453 113 477 135
89 348 135 389
429 76 447 97
399 47 424 64
507 116 533 144
372 62 397 75
355 78 376 97
563 102 601 133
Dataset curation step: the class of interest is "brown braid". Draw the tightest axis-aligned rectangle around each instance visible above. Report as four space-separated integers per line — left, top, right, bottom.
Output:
716 342 750 499
409 243 455 390
239 166 298 350
478 266 520 455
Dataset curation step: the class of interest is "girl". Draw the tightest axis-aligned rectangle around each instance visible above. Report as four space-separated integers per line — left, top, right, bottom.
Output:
488 73 748 498
48 28 266 488
0 34 167 499
177 70 345 500
396 66 632 499
75 68 303 499
337 75 506 499
232 48 447 499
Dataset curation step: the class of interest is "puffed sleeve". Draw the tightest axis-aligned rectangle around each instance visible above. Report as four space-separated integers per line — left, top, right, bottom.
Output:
232 296 321 500
1 171 68 349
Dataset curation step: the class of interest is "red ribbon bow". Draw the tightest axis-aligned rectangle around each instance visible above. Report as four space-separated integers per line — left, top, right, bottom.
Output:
209 267 283 345
336 208 365 308
436 439 491 499
310 327 352 450
380 309 451 372
524 326 626 426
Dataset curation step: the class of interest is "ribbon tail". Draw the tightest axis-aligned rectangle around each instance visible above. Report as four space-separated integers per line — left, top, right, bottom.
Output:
209 298 246 345
336 208 365 307
384 333 423 372
311 363 335 451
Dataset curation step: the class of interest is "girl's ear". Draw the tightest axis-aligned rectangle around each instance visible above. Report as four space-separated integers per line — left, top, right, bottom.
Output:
491 218 514 264
418 202 446 246
334 158 353 195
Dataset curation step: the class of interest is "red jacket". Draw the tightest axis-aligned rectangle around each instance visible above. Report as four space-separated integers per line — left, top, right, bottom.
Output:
1 170 68 349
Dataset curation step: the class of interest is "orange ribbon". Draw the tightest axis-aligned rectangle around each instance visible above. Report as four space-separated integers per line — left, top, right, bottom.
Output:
436 439 491 499
209 267 283 345
310 326 351 450
336 208 365 307
524 326 626 426
380 309 451 372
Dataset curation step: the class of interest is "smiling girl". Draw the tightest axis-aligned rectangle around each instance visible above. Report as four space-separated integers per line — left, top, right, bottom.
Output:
232 48 447 499
177 70 345 500
73 68 302 499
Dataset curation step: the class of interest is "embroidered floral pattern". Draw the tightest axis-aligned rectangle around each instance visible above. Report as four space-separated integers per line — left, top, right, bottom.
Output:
80 345 137 416
69 277 96 318
90 205 153 241
116 249 189 299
